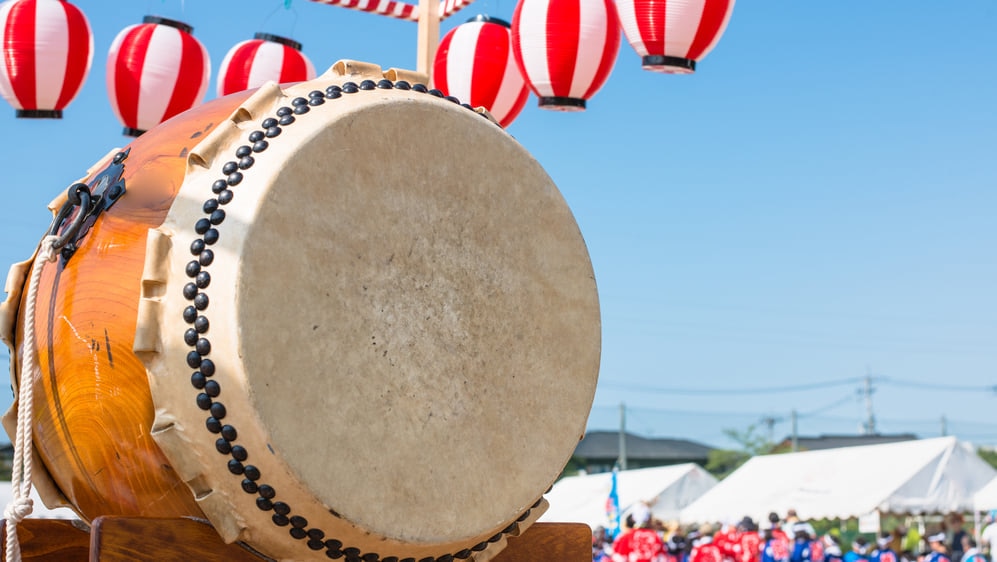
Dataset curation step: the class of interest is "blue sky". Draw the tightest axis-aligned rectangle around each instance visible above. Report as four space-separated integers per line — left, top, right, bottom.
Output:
0 1 994 449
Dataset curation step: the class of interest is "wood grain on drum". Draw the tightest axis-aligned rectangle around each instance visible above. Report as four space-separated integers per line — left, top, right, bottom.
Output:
13 92 252 522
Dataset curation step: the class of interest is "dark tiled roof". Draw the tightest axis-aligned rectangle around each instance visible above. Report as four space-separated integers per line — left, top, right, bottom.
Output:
575 431 714 460
779 433 918 451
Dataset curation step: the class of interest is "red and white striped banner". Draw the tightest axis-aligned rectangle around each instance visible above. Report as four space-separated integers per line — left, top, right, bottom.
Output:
307 0 473 22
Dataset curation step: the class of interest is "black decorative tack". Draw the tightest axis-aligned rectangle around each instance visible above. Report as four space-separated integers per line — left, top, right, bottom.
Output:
191 371 206 389
419 557 434 562
455 550 472 559
185 260 200 277
231 445 247 461
343 82 359 93
309 539 325 551
209 402 226 419
190 239 205 255
236 145 252 158
199 249 214 266
429 89 444 98
309 96 324 106
204 379 220 397
194 315 209 333
200 358 215 376
400 558 416 562
308 529 326 540
290 528 307 540
183 283 198 300
516 509 530 522
362 554 379 562
227 171 243 186
212 179 227 194
343 548 361 557
206 417 222 433
203 199 219 213
222 161 238 175
253 140 269 152
436 556 454 562
183 306 197 323
279 115 296 126
248 130 265 142
228 460 244 474
472 542 488 551
193 293 209 310
187 352 202 368
293 104 309 115
412 83 428 93
273 502 291 516
292 97 308 106
326 89 341 99
383 557 400 562
194 218 211 234
395 80 411 90
218 190 234 205
210 209 226 224
326 85 342 94
257 497 274 511
196 393 211 410
359 80 376 90
326 540 343 550
244 465 261 481
445 95 460 104
290 516 308 528
266 126 282 138
204 228 219 245
276 106 293 117
259 484 276 499
377 79 393 89
184 328 198 345
221 425 237 441
216 438 232 454
488 533 502 543
262 117 278 128
242 479 259 494
461 103 473 111
309 90 324 98
273 514 290 526
239 156 255 169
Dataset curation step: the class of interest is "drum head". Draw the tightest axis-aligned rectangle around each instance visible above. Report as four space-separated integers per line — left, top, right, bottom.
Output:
139 62 600 560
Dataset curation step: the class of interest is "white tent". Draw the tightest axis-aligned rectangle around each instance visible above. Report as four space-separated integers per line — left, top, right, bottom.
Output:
0 482 80 520
974 476 997 512
680 437 996 524
540 463 718 529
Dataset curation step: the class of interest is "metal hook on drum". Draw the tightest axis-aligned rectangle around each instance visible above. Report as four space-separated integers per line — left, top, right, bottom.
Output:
47 183 93 259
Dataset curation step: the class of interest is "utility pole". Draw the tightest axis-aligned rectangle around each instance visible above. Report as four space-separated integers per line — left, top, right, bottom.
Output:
618 402 628 470
862 372 876 435
760 416 778 445
791 409 798 452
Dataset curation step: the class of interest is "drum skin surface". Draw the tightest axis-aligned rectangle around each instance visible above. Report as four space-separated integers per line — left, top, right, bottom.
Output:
2 61 601 561
7 91 253 520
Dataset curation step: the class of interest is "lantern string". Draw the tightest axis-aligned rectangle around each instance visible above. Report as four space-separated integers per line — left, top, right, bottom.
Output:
261 1 300 38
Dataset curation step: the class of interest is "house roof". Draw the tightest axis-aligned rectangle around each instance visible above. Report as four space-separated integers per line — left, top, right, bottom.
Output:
575 431 714 461
777 433 918 452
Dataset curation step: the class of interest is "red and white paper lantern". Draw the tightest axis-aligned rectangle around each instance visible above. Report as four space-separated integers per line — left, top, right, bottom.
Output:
0 0 93 118
107 16 210 137
433 15 529 128
615 0 735 74
511 0 620 112
217 33 316 97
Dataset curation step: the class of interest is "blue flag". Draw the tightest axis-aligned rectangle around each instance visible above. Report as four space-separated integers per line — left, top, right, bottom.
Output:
605 468 621 540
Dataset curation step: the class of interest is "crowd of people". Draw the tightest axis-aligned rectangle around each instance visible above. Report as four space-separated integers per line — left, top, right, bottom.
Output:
593 510 990 562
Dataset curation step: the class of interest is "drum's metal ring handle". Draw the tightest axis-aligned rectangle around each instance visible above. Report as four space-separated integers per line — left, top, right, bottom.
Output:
49 183 92 250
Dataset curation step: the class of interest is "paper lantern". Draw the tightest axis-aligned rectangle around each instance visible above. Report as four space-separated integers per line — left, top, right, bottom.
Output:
615 0 735 73
217 33 316 97
0 0 93 118
433 15 529 128
107 16 210 137
511 0 620 111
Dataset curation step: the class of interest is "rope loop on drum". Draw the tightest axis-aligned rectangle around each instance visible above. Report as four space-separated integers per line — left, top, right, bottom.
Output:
5 235 59 562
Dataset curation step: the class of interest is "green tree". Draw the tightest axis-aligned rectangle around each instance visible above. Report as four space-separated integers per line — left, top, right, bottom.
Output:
977 447 997 470
705 424 772 479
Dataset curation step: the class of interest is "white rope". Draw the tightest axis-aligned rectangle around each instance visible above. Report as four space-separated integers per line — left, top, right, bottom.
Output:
5 235 59 562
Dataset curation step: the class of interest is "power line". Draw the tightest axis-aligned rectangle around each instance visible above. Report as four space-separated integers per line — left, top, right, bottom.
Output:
599 376 868 395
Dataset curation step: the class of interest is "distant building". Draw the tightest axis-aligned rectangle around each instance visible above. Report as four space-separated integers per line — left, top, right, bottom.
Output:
773 433 917 452
571 430 714 474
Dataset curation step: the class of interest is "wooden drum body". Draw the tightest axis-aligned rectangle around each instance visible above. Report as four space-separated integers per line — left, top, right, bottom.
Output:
0 61 601 561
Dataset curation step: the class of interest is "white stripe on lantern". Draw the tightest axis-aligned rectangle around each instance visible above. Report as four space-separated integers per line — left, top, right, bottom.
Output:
666 0 707 59
444 22 480 103
569 0 608 99
375 0 391 14
698 0 735 59
33 0 69 110
135 24 183 131
246 41 286 90
0 2 18 108
105 23 137 125
615 0 646 57
489 29 524 123
516 0 553 97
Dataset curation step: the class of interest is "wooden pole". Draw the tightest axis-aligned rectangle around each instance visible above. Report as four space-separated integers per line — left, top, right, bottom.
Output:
416 0 440 79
